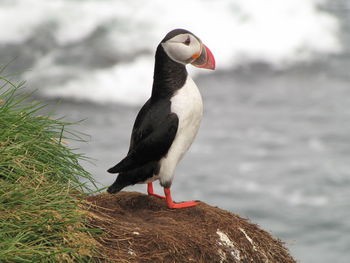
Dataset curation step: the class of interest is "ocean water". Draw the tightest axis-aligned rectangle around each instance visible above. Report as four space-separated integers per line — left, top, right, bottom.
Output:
1 0 350 262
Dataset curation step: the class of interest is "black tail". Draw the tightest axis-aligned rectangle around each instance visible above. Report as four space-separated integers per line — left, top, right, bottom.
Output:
107 161 159 194
107 162 123 174
107 166 120 174
107 155 135 174
107 180 126 194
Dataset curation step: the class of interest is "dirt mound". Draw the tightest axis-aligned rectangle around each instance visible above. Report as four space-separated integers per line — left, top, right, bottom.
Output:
85 192 296 263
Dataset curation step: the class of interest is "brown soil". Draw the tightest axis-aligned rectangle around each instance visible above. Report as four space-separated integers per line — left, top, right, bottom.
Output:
85 191 296 263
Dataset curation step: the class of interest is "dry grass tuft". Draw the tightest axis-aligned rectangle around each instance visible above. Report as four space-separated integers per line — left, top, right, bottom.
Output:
85 192 296 263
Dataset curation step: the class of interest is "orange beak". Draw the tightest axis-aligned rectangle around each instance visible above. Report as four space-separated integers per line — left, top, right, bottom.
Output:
191 43 216 70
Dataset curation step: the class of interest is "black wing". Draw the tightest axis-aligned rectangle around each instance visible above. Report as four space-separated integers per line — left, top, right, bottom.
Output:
108 99 178 174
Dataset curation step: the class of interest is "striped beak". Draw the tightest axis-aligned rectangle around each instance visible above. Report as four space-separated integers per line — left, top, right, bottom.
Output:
191 43 216 70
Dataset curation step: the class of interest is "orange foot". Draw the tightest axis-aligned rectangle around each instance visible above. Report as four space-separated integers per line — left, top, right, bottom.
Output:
164 188 199 209
147 183 165 199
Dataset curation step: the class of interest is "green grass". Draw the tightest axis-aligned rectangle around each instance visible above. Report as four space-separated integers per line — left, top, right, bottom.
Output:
0 74 102 262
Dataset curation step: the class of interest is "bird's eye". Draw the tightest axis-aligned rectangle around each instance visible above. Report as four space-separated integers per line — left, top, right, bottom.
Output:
183 36 191 46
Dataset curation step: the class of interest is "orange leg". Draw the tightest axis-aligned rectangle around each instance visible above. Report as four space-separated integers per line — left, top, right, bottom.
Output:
164 188 199 209
147 183 165 199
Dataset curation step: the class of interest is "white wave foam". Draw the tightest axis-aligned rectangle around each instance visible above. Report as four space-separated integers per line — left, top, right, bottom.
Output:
39 56 154 104
4 0 342 104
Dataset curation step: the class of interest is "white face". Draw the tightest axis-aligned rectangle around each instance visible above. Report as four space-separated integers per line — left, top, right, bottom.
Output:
161 33 202 65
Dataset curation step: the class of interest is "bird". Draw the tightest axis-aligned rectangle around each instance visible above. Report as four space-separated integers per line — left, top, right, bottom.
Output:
107 28 215 209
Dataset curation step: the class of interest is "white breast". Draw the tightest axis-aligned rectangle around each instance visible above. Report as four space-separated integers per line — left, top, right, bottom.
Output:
158 75 203 187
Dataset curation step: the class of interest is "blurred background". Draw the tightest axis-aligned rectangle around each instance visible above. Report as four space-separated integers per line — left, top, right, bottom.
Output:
1 0 349 262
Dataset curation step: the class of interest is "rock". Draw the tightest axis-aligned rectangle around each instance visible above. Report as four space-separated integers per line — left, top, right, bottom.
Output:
85 192 296 263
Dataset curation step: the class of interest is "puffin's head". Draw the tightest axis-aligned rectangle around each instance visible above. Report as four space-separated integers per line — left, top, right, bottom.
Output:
161 29 215 70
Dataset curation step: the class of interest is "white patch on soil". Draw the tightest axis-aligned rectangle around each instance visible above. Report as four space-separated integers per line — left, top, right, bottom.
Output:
239 227 270 262
128 248 136 256
218 248 227 263
216 229 241 262
239 228 257 251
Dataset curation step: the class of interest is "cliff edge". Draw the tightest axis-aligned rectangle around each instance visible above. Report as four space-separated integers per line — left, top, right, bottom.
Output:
85 192 296 263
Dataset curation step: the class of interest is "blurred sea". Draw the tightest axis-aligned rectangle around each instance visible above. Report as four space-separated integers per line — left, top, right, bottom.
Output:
1 0 350 262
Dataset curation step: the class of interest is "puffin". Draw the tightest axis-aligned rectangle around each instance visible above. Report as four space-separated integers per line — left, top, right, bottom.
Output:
107 29 215 209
